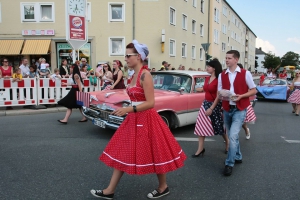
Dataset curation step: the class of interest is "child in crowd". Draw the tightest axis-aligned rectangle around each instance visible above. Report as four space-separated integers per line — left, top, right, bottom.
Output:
50 68 62 82
29 65 38 78
12 68 22 82
39 58 51 78
88 69 97 86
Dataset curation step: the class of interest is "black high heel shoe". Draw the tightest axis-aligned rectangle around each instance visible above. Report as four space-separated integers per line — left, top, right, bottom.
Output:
192 148 205 158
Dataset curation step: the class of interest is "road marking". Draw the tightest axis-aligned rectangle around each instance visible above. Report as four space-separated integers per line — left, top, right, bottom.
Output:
281 136 300 143
175 137 215 142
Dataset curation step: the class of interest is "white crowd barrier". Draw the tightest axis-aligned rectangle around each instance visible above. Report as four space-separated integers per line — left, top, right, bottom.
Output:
0 78 101 108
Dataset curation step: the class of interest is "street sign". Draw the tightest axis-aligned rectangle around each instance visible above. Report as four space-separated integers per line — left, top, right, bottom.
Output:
201 43 210 53
65 0 88 51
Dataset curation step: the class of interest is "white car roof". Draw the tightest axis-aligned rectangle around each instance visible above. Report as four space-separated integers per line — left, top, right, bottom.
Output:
152 70 210 76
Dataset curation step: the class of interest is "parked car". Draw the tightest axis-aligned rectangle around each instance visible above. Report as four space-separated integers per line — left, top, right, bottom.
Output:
82 70 257 130
256 78 291 101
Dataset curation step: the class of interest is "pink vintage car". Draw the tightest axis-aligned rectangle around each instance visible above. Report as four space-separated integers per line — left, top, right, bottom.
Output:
82 70 256 130
82 70 210 129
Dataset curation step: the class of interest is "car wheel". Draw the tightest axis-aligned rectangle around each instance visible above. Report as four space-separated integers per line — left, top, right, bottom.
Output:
159 113 170 128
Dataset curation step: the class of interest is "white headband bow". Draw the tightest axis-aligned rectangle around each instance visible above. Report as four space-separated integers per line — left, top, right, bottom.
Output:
132 40 149 61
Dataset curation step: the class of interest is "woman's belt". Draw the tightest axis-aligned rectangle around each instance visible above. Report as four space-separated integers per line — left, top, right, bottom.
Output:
131 101 145 106
72 85 78 88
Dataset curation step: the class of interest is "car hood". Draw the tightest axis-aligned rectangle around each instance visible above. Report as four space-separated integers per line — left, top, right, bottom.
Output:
89 89 181 105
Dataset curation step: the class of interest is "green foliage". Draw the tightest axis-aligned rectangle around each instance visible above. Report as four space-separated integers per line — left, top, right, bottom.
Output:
262 52 281 69
206 54 212 61
281 51 300 67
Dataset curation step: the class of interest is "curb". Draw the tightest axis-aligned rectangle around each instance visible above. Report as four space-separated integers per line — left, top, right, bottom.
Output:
0 107 68 117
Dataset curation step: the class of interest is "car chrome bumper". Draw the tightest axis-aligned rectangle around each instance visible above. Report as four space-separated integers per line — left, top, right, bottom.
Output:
82 106 124 130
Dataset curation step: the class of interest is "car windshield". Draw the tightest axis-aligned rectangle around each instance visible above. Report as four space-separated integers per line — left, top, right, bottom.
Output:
151 73 192 93
262 79 286 85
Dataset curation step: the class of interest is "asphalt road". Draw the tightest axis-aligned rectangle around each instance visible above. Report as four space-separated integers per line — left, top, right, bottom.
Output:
1 100 300 200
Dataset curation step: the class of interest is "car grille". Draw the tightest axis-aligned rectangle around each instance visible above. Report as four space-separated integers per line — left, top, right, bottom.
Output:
88 105 112 121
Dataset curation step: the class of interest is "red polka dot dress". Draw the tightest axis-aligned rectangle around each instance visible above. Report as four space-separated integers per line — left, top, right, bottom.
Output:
99 66 186 175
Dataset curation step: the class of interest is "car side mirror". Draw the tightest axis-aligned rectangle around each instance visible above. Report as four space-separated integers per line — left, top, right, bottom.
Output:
179 87 185 94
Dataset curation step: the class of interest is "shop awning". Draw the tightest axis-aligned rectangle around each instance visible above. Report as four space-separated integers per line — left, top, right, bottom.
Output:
21 40 51 55
0 40 24 55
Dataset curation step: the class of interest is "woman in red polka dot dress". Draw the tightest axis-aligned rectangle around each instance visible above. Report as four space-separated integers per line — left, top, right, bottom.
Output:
90 40 186 200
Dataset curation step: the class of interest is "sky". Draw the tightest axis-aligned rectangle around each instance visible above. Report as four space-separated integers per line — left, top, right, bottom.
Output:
226 0 300 57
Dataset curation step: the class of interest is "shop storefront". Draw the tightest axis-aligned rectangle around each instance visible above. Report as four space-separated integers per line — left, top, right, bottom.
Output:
56 42 91 67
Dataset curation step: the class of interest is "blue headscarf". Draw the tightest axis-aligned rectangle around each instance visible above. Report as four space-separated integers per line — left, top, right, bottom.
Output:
132 40 149 61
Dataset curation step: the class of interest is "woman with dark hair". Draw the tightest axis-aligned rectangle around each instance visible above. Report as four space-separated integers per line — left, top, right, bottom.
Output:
59 59 70 78
110 60 125 89
90 40 186 199
193 59 229 157
0 57 13 79
57 64 87 124
237 63 256 140
100 63 113 90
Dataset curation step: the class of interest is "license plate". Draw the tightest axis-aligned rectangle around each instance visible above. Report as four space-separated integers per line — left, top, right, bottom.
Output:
93 119 106 128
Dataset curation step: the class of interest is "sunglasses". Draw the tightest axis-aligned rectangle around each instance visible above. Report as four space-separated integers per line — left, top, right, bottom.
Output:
3 61 8 62
296 73 300 74
125 54 138 58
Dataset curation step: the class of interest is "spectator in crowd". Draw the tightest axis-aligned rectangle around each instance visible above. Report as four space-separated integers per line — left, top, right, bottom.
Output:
161 61 168 70
28 65 38 78
178 64 182 70
151 68 156 72
19 58 30 78
50 68 62 82
75 60 81 67
12 68 22 82
88 69 97 86
279 69 287 79
167 64 172 70
59 59 70 78
101 63 113 90
181 66 186 70
80 58 91 70
80 65 88 79
0 57 13 79
111 60 125 89
38 58 50 78
288 69 300 116
143 58 148 68
198 68 201 71
171 68 175 70
95 63 103 78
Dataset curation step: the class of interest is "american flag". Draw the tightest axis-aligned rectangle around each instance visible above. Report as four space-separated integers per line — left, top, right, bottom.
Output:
76 91 90 107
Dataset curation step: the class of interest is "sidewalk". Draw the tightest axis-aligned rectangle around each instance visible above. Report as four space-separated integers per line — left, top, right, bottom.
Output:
0 105 67 117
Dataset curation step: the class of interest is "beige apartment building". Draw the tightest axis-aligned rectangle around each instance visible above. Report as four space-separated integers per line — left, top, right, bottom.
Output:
209 0 256 70
0 0 255 71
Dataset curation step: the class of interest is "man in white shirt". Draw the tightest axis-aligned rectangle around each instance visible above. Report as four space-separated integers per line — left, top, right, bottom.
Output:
218 50 257 176
19 58 30 78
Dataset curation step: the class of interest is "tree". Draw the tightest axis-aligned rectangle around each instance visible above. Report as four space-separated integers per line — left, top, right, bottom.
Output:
280 51 300 67
261 52 281 69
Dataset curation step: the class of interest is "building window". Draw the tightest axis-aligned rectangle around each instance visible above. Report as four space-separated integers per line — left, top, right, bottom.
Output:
222 42 226 52
169 39 176 56
21 3 55 22
200 48 204 60
109 37 125 56
87 2 91 22
170 7 176 25
192 46 196 59
223 6 227 16
214 29 219 44
182 14 187 30
109 3 125 22
182 43 187 57
222 24 227 34
200 24 204 36
193 0 197 7
200 0 204 13
192 20 196 34
214 8 219 23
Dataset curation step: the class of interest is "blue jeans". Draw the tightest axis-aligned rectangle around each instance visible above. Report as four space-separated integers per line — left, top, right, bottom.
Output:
223 108 247 167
